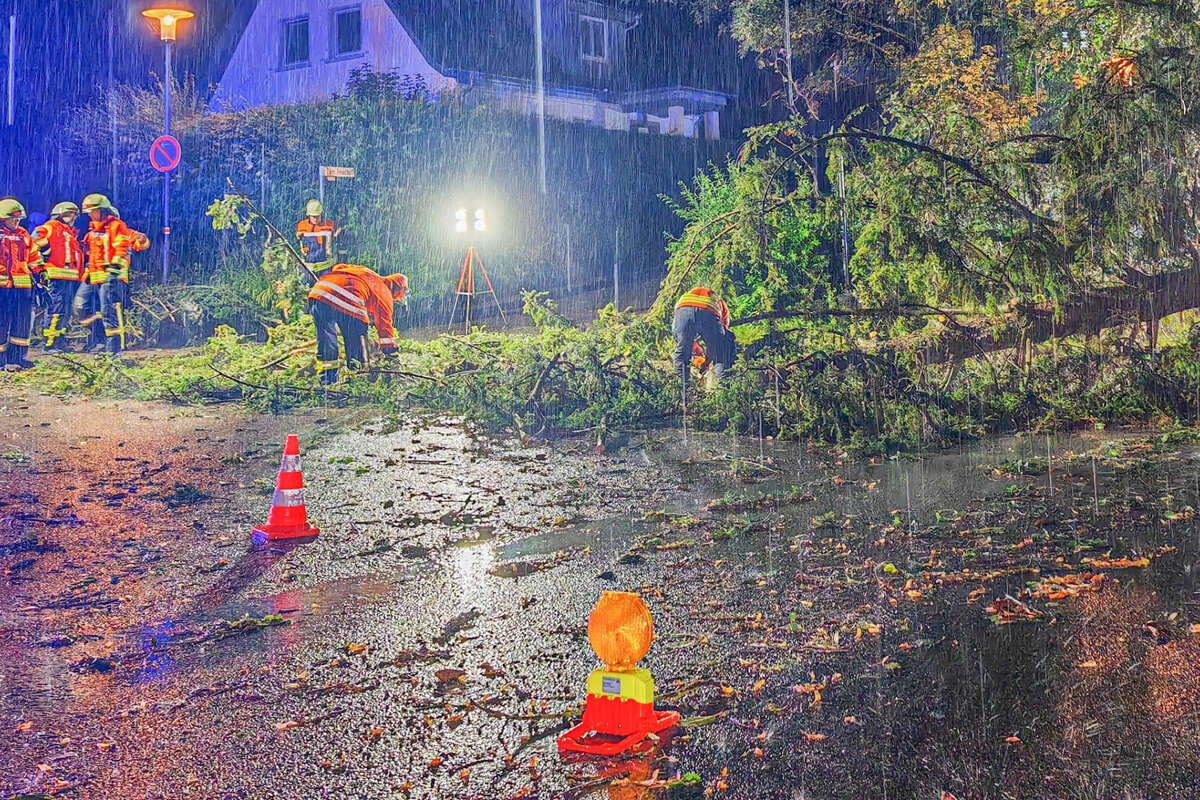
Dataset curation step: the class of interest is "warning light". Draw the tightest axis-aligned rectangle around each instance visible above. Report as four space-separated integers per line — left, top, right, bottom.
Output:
558 591 679 755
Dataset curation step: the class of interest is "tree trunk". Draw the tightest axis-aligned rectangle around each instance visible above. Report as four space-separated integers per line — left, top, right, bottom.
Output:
913 267 1199 364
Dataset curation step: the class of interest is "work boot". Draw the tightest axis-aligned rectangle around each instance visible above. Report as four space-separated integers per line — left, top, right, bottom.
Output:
13 358 34 370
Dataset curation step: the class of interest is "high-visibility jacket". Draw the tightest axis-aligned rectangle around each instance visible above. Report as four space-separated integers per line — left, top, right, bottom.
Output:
32 219 84 281
129 228 151 253
675 286 731 328
84 215 131 284
307 264 401 350
0 225 44 289
296 218 335 263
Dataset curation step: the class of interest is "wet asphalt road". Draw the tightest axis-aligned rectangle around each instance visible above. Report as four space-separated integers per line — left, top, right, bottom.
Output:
1 394 1199 799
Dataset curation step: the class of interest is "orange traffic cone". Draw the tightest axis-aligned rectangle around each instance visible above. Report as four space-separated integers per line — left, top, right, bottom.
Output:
253 435 320 543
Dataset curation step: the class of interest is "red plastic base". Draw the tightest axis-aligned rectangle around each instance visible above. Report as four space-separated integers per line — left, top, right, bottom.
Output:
558 695 679 756
252 523 319 543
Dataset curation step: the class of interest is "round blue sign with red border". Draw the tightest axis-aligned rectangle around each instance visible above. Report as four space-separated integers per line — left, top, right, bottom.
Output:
149 135 181 173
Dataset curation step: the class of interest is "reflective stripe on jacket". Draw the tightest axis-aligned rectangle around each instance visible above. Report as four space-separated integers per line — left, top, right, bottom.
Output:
129 228 151 253
675 287 731 328
0 226 44 289
33 219 84 281
296 218 335 263
85 215 131 284
307 263 398 347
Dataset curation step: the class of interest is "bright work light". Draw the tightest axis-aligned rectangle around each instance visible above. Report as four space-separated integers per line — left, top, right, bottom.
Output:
455 207 485 234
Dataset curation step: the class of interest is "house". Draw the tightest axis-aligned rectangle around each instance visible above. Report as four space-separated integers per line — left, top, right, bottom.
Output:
208 0 731 139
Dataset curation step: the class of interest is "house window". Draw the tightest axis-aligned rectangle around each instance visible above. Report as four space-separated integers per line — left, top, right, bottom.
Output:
580 16 606 63
283 17 309 66
334 8 362 56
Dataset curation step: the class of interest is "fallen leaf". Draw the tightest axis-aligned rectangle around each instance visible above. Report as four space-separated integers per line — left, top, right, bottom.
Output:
346 642 367 655
16 721 32 731
274 720 301 731
1076 660 1098 669
721 685 734 696
1005 736 1021 744
844 716 856 724
799 730 826 742
436 668 467 684
751 678 765 693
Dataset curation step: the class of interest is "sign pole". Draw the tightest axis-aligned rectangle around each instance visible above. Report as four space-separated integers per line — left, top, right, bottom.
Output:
161 38 171 284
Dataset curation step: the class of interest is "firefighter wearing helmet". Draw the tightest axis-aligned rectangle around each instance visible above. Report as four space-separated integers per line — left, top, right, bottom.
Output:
307 264 406 385
32 202 84 351
0 199 45 370
73 193 132 358
296 199 338 279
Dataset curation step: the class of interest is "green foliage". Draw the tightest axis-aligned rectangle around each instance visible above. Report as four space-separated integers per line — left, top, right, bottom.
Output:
653 157 834 337
60 66 726 331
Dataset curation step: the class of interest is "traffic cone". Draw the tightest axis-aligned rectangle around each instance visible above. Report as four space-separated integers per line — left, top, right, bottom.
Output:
253 435 319 543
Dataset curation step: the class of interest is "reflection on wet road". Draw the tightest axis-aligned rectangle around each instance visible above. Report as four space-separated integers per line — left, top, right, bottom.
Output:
1 403 1198 798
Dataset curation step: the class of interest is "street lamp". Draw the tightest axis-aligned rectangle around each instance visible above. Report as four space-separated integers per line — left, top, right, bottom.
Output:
448 206 503 331
141 6 195 285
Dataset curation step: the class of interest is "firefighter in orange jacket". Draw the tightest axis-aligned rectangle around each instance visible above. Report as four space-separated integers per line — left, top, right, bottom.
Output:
73 193 131 358
673 286 735 389
296 199 337 278
307 263 407 385
33 202 84 351
0 199 46 371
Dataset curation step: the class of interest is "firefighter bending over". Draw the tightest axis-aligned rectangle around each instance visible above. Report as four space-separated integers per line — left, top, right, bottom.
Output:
307 263 407 385
673 286 736 390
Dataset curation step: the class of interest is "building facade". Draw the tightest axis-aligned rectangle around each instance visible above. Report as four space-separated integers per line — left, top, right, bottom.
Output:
210 0 729 140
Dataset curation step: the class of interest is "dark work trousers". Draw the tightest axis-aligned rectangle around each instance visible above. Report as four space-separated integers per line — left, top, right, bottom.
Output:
672 305 733 384
72 281 105 347
102 281 129 355
311 299 367 385
44 280 79 350
0 286 34 367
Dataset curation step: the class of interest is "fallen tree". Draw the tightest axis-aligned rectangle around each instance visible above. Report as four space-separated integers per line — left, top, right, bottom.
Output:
907 266 1200 363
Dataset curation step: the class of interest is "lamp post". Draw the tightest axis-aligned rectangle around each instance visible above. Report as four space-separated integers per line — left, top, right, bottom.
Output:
141 7 194 285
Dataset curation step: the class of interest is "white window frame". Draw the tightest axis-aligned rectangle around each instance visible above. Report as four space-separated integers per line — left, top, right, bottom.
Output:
580 15 607 63
281 15 310 69
331 5 364 59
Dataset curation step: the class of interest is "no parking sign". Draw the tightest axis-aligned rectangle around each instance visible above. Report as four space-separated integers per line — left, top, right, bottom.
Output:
149 135 181 173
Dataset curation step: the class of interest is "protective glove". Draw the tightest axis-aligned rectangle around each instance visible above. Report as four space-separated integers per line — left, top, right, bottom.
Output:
34 284 51 309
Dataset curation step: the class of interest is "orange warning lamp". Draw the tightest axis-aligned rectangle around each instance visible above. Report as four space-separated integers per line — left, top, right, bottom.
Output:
588 590 653 670
559 592 679 756
142 7 195 42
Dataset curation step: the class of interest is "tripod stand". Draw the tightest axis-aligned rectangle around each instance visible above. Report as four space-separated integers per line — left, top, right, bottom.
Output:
448 246 505 332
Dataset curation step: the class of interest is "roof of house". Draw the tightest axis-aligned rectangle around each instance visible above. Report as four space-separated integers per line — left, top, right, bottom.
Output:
385 0 543 82
202 0 737 102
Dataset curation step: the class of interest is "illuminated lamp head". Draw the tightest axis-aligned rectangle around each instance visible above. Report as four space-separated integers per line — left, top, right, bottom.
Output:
142 7 195 42
587 591 653 672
